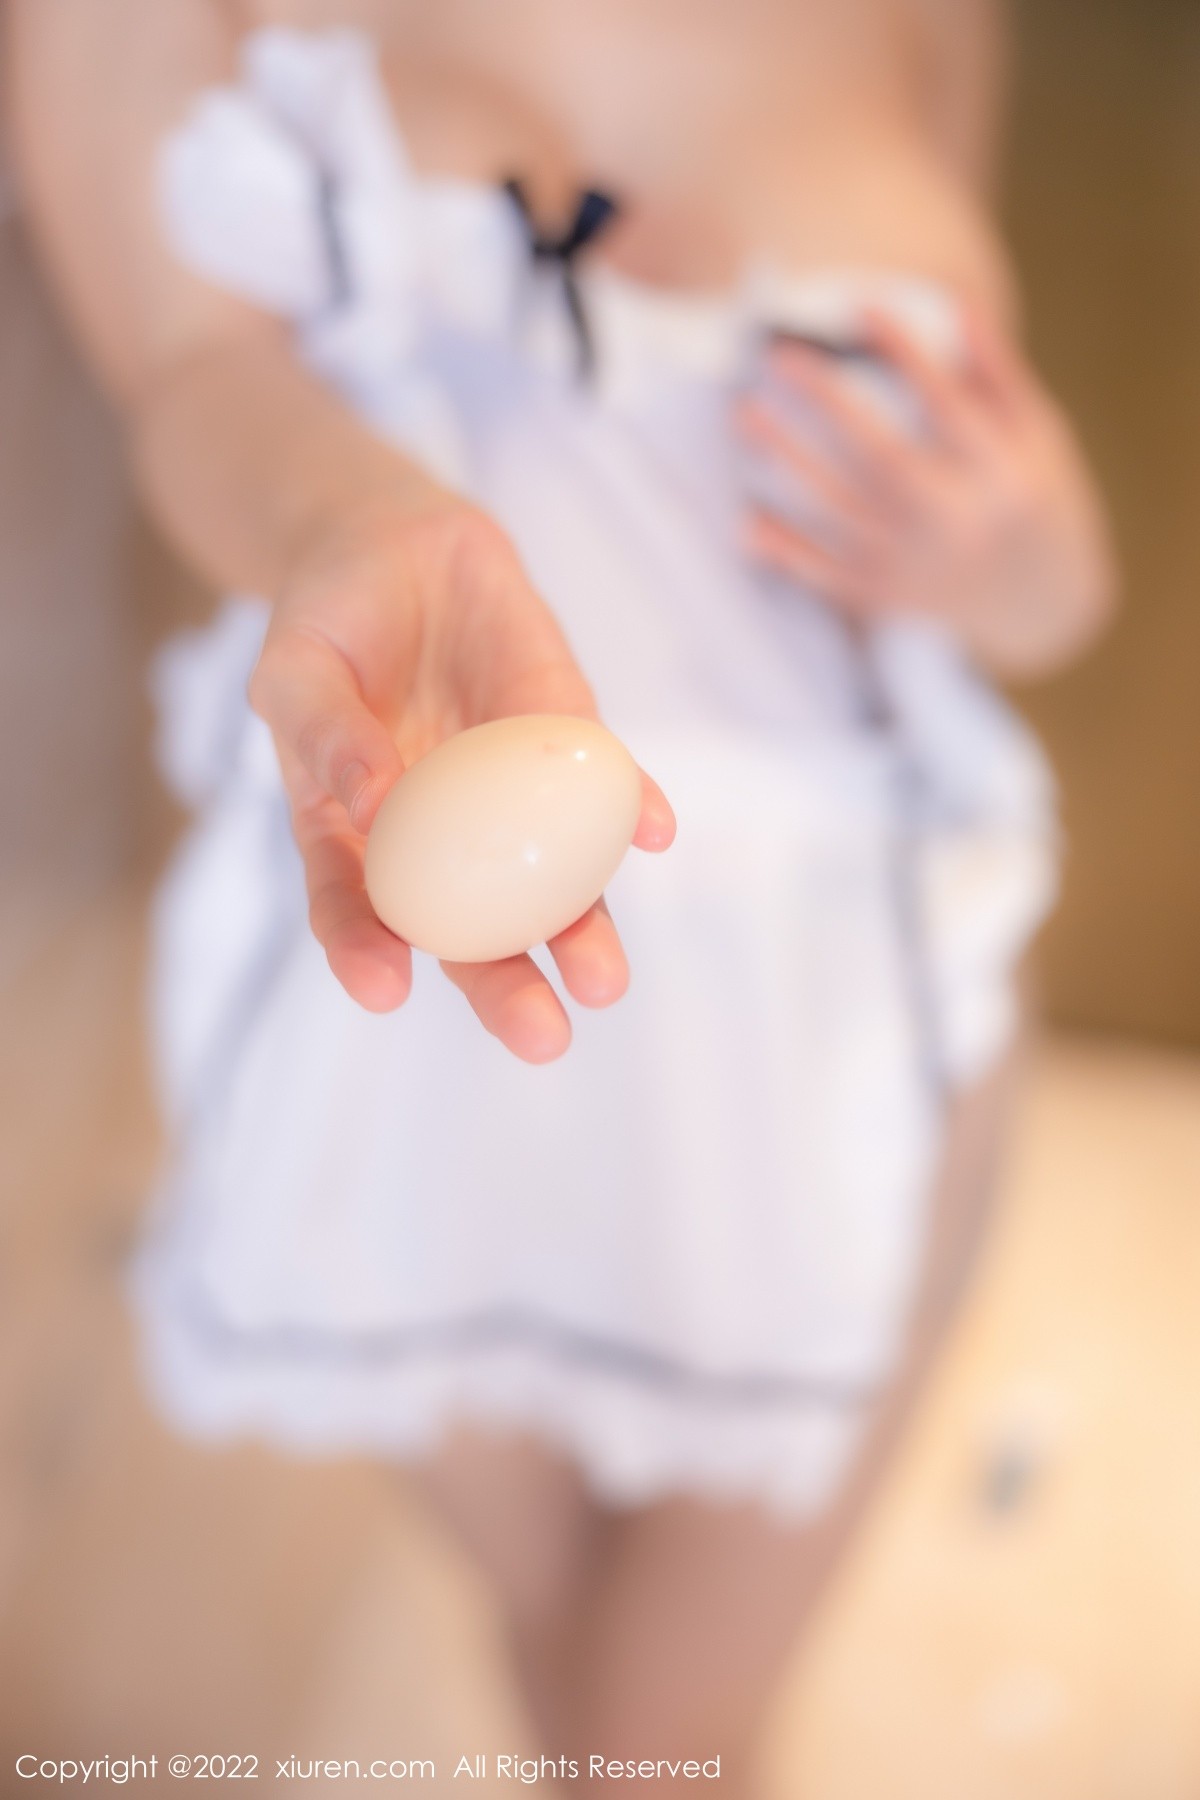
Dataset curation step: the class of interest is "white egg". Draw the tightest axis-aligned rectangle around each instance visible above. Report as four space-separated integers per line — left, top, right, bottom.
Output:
364 715 643 962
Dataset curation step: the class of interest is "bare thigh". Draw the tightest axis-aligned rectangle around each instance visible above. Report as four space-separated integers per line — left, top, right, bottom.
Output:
410 1424 599 1623
562 1046 1023 1784
405 1421 606 1743
406 1047 1022 1781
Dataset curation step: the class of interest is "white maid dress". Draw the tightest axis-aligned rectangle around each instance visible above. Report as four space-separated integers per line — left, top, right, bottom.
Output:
133 25 1057 1520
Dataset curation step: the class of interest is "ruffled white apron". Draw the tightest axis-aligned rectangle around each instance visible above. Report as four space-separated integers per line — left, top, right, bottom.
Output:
133 26 1057 1518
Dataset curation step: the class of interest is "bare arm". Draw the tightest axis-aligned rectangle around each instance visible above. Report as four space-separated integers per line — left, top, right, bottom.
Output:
4 0 673 1057
4 0 445 594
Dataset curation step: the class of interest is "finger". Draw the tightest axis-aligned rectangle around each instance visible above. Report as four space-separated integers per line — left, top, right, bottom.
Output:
958 302 1045 420
861 308 997 456
440 954 573 1064
284 760 413 1012
743 507 882 616
323 897 415 1012
767 339 918 490
250 625 405 833
634 769 676 851
547 897 629 1009
735 395 879 539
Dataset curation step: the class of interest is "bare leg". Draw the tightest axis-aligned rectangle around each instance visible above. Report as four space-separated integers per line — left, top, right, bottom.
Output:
406 1049 1020 1790
560 1049 1022 1796
406 1424 604 1750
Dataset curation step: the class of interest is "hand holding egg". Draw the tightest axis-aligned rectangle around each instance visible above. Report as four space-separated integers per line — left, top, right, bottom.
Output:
249 498 674 1062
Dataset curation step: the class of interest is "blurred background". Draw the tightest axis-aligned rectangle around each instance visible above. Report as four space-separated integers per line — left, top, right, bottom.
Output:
1 0 1199 1794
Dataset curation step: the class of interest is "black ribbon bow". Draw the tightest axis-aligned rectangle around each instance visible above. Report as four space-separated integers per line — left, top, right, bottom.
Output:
504 177 620 379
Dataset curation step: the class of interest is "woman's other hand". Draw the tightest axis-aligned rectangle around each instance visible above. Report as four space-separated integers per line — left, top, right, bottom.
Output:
737 305 1116 679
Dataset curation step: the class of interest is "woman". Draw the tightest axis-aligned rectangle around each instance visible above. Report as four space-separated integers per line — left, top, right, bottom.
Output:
6 0 1112 1787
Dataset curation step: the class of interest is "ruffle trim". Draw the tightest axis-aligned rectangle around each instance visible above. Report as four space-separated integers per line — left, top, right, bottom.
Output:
130 1248 885 1524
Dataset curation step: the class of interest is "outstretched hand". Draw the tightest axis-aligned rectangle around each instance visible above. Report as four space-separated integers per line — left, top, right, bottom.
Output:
249 498 675 1062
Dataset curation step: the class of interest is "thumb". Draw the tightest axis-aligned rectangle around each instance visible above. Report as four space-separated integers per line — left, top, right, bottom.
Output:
248 625 405 833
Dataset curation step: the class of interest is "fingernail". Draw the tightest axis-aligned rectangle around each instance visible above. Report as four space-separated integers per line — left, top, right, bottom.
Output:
341 761 372 824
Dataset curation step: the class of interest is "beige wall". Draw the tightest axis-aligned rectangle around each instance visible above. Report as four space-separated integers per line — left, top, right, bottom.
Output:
0 219 135 975
1005 0 1200 1047
0 218 197 981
